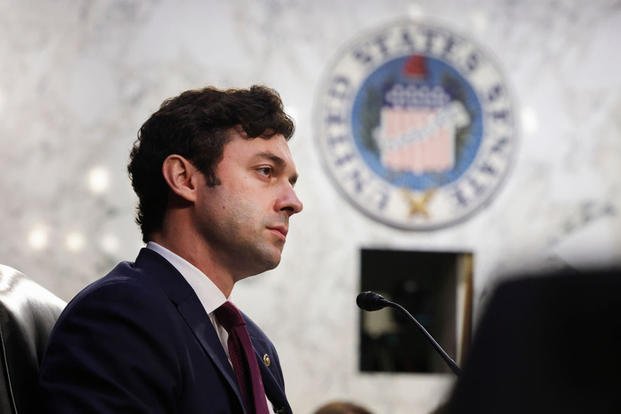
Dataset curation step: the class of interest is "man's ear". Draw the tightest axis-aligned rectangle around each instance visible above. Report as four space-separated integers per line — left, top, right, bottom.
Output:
161 154 199 203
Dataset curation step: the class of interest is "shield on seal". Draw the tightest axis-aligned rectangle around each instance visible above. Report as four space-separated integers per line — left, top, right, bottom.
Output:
374 84 470 174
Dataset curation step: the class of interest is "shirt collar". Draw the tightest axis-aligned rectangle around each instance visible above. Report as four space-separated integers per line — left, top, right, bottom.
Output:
146 241 226 314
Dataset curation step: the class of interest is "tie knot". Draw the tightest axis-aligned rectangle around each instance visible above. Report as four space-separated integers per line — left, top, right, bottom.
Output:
214 301 246 332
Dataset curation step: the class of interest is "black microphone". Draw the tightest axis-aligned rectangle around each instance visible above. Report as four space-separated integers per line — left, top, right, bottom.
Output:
356 291 391 311
356 290 461 375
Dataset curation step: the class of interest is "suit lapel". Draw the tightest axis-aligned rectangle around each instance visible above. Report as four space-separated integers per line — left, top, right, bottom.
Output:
136 248 292 413
176 300 244 404
248 332 292 414
256 353 292 414
134 249 246 412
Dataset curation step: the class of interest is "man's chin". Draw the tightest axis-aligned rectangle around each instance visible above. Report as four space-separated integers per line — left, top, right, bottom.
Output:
237 252 281 279
261 254 281 272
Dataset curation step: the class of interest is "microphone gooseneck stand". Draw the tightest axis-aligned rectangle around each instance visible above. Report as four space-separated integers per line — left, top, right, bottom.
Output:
357 291 461 376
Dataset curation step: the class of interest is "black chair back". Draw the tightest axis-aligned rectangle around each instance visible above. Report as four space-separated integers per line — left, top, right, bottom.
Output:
0 264 65 414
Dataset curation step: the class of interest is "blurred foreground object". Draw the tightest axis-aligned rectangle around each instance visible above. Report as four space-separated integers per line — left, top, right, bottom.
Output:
313 400 373 414
446 267 621 413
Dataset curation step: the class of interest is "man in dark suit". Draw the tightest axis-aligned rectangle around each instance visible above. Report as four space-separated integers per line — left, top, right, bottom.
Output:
38 85 303 413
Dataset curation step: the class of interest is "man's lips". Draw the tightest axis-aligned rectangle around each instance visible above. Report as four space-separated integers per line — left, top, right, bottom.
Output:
267 225 288 240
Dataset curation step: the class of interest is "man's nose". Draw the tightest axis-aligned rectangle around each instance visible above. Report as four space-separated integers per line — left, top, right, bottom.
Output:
277 185 303 216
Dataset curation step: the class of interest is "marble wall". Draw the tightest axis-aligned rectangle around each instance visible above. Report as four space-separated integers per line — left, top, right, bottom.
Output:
1 0 620 413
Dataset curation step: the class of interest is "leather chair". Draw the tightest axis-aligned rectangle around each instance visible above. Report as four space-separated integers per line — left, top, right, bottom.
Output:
0 264 66 414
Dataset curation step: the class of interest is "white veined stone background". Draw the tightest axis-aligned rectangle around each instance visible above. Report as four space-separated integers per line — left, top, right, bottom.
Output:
1 1 620 413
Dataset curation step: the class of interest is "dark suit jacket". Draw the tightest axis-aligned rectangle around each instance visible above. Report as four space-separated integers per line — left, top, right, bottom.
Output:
38 248 292 414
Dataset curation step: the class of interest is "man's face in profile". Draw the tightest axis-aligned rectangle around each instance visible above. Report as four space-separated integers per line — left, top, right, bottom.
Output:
192 129 303 280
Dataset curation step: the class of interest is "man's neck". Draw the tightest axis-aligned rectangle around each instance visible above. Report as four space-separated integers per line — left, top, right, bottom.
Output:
149 233 235 297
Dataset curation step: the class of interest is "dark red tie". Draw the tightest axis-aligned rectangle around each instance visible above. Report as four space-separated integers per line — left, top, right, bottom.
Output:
215 301 269 414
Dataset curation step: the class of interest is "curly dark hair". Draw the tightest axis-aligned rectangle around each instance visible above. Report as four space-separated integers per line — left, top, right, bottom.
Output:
127 85 295 242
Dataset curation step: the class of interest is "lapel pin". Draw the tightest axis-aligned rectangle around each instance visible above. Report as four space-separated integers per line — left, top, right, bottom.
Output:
262 353 271 367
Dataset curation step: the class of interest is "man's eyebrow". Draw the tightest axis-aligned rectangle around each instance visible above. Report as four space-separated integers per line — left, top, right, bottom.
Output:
254 151 299 185
255 151 285 166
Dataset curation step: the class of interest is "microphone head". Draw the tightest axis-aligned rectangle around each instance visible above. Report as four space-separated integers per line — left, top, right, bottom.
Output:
356 291 390 311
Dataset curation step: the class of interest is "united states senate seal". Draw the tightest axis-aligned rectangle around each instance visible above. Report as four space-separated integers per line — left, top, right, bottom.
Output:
314 20 517 230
